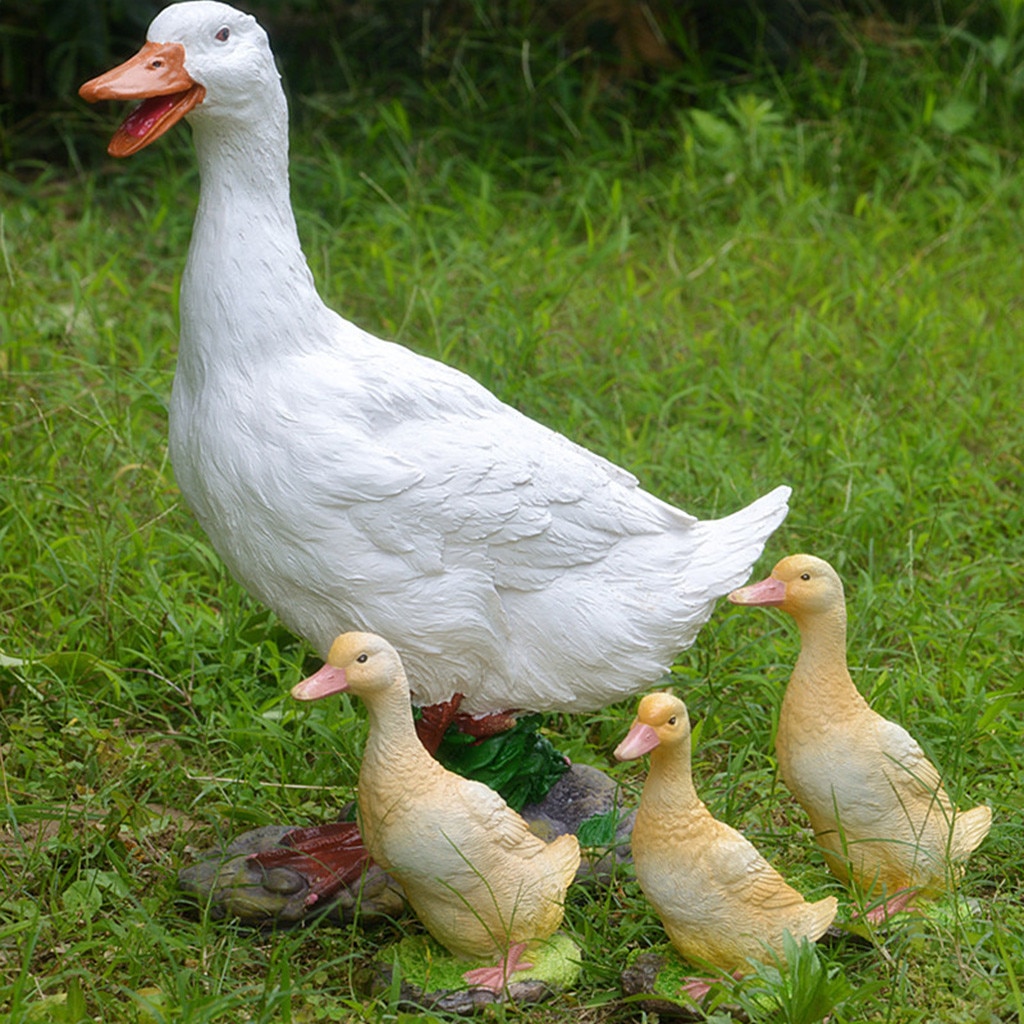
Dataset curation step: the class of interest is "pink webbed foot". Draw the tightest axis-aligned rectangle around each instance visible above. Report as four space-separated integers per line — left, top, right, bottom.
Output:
679 976 715 1002
678 969 739 1003
462 941 534 992
858 888 918 924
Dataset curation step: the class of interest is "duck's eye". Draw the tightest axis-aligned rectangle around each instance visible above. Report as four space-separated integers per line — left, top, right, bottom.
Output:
800 573 811 580
356 653 368 664
667 716 677 725
215 26 230 42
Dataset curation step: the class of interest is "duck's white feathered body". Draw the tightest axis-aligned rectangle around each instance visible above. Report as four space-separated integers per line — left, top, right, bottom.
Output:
87 1 791 713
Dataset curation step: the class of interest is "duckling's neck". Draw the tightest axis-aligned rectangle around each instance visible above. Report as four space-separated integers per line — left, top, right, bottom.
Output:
785 604 866 716
360 684 438 779
643 740 700 816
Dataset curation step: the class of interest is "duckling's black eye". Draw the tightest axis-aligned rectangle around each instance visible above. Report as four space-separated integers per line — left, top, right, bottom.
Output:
356 653 368 664
215 26 230 42
800 573 811 580
667 716 677 726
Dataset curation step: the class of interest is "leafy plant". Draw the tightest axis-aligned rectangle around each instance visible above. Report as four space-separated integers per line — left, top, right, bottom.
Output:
733 933 858 1024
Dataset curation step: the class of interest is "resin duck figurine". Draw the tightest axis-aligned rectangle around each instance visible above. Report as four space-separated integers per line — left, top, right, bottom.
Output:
293 632 581 992
78 1 790 721
615 692 837 998
79 1 788 913
729 554 992 921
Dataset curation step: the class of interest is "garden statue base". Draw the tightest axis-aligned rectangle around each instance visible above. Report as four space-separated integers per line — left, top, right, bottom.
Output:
178 762 634 927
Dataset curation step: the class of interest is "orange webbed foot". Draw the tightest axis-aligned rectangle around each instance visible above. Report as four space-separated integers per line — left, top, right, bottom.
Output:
246 821 370 907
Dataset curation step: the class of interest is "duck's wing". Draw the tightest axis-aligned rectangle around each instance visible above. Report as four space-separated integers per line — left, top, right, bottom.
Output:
284 345 669 620
252 334 786 709
874 717 950 807
706 823 810 912
451 775 548 854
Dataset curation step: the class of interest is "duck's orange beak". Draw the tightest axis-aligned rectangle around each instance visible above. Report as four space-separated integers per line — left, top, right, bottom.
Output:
79 41 205 158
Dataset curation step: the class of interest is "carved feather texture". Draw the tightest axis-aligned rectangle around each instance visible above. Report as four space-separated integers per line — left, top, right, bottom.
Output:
730 554 992 900
119 2 790 712
298 633 580 961
617 692 837 973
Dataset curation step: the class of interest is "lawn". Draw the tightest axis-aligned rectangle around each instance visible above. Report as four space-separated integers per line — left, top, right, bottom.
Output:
1 5 1022 1022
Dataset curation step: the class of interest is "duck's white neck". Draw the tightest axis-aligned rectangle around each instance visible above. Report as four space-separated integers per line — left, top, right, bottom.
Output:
191 96 294 211
174 96 331 387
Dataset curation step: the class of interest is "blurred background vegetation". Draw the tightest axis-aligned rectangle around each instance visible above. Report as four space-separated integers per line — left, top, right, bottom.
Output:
5 0 1013 169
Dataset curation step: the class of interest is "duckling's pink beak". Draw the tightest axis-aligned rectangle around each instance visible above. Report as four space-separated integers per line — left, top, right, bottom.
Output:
79 41 205 157
292 664 349 701
614 721 660 761
728 575 787 607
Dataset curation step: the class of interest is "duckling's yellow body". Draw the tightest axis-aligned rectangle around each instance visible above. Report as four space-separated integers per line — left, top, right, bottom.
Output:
616 692 837 979
730 555 991 914
293 633 579 987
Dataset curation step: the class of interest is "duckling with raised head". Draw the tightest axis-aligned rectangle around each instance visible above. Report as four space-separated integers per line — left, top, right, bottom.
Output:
615 691 837 999
729 554 992 921
293 632 581 992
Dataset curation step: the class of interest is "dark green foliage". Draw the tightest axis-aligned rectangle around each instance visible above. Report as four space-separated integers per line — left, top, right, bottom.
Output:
432 714 569 810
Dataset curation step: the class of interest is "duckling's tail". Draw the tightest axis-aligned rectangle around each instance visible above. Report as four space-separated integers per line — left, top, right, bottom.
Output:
547 832 582 888
800 894 840 943
951 804 992 859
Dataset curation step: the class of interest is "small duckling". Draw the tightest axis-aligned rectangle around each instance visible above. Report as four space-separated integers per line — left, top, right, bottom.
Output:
615 691 837 998
293 632 580 991
729 554 992 921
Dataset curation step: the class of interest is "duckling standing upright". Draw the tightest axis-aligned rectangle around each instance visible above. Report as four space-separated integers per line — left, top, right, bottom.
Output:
615 692 837 999
292 632 580 992
729 555 992 921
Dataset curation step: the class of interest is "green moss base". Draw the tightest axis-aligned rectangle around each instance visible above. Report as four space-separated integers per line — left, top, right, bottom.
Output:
385 931 581 994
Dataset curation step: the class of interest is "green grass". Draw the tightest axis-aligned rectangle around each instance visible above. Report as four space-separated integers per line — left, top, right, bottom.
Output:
2 8 1022 1022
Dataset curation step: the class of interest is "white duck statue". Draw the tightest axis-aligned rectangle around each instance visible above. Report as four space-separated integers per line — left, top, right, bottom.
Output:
79 0 790 906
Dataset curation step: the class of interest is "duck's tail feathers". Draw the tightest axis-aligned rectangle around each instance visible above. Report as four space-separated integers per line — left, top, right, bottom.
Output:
800 894 840 942
952 804 992 859
688 484 792 597
547 832 582 888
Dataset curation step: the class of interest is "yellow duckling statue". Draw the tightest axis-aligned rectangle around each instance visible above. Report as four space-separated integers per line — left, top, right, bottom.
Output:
729 554 992 921
615 692 837 999
293 632 580 992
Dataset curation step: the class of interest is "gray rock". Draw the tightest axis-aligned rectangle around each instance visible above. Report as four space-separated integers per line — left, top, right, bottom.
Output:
178 825 405 927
